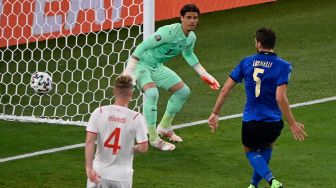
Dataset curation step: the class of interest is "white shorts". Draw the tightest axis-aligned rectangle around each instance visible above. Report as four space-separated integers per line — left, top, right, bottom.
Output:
87 179 132 188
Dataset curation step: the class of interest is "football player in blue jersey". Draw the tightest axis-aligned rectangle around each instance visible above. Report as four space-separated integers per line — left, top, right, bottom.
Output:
208 28 307 188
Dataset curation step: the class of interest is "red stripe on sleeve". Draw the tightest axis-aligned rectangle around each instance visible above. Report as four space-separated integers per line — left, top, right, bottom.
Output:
86 131 98 134
137 141 148 144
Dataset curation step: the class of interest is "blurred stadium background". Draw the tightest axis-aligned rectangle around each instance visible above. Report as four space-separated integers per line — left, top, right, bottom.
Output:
0 0 335 187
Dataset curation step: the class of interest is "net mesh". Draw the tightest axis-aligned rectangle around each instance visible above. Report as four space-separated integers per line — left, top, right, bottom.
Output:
0 0 144 125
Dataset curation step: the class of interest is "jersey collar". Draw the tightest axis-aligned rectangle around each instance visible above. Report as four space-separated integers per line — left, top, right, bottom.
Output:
178 23 188 39
259 51 277 56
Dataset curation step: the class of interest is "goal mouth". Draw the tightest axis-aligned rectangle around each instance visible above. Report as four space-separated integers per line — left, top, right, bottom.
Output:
0 0 145 124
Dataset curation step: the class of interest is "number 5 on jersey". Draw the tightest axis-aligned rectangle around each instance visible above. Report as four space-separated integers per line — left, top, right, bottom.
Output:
253 68 265 97
104 128 121 155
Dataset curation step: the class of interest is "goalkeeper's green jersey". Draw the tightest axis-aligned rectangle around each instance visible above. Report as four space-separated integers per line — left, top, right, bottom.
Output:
132 23 199 68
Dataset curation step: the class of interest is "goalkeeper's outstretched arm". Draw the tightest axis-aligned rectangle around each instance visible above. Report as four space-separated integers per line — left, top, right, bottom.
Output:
193 63 220 90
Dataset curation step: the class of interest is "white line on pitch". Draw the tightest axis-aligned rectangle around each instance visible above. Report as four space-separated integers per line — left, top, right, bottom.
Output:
1 96 335 163
0 144 85 163
173 96 336 129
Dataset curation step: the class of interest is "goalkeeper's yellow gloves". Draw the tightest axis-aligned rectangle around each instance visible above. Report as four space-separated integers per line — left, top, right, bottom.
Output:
193 63 220 90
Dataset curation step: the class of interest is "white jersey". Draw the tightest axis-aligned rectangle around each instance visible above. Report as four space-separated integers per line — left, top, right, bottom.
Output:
86 105 148 181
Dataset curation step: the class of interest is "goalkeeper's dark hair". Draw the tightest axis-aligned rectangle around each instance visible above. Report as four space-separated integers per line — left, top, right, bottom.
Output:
114 75 133 97
255 28 276 49
180 4 200 16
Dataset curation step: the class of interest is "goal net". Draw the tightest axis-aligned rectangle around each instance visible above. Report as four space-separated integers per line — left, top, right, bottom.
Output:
0 0 146 125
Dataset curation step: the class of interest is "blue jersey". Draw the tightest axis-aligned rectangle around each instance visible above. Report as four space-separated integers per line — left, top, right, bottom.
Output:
230 51 292 122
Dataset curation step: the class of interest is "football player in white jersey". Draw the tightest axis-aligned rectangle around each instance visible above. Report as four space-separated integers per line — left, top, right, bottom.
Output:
85 75 148 188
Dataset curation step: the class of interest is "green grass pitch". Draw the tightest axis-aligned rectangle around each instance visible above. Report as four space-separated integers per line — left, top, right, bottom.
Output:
0 0 336 187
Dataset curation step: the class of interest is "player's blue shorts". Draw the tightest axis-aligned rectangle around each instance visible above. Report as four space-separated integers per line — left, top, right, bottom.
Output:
242 120 284 150
134 63 182 91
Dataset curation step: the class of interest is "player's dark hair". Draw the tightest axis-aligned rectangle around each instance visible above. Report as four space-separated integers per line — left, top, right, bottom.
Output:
255 28 276 49
180 4 200 16
114 75 133 96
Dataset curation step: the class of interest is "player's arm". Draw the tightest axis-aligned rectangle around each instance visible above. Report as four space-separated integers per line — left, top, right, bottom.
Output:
208 77 236 132
193 63 220 90
132 31 166 60
85 109 101 183
182 35 220 90
276 84 307 141
124 27 169 82
133 113 149 153
85 131 101 183
134 141 148 153
123 56 138 85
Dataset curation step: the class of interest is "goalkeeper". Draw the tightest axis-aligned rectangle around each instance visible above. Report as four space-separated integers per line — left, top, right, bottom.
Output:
124 4 220 151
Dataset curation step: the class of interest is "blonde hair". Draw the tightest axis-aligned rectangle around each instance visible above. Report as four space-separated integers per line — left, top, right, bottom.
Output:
114 75 133 97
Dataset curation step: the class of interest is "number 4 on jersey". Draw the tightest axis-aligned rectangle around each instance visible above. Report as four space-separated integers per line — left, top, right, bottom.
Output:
104 128 121 155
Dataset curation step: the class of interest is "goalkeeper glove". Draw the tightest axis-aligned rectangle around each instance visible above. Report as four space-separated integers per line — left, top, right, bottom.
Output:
123 56 138 86
193 63 220 90
201 73 220 90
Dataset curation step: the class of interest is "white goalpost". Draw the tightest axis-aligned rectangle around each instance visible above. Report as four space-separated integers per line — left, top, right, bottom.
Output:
0 0 155 126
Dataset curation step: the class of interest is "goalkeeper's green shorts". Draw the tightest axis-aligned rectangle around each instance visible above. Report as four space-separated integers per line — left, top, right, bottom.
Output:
135 63 182 91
